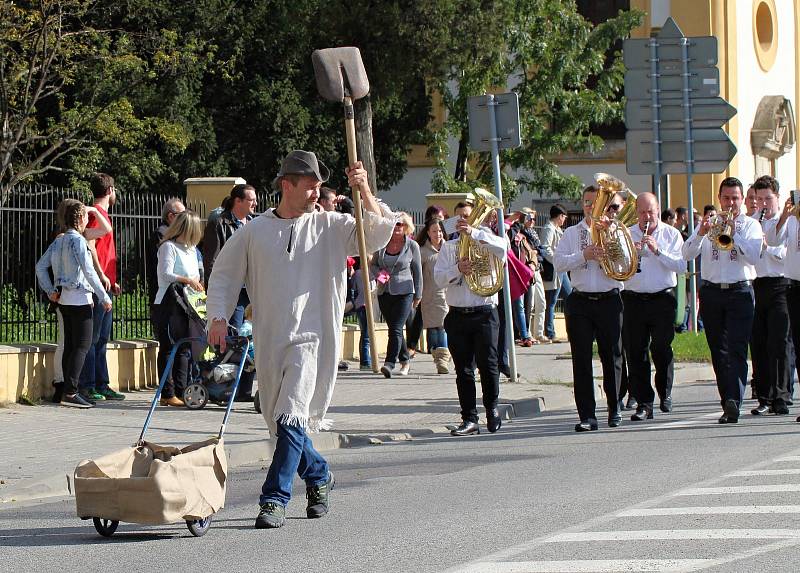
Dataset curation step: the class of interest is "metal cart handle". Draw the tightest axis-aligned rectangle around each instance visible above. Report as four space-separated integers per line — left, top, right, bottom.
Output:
136 336 251 445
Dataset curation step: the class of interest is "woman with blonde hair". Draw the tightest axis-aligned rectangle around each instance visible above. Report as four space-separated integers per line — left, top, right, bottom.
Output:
153 210 204 406
371 211 422 377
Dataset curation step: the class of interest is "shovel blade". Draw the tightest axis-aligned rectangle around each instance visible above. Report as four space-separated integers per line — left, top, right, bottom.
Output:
312 47 370 102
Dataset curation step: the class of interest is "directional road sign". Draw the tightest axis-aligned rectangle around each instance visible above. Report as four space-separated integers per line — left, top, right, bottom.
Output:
626 128 737 174
625 97 737 130
468 93 521 152
623 36 717 70
624 67 720 100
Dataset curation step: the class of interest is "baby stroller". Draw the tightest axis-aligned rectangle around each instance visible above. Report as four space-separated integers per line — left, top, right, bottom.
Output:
169 284 256 410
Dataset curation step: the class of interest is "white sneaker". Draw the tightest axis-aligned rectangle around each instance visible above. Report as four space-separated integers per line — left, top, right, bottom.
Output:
397 362 410 376
380 364 394 378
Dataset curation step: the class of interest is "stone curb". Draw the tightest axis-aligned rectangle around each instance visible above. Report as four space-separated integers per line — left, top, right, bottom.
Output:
0 396 547 506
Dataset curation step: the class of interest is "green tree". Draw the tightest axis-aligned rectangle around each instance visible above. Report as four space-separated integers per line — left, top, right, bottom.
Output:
430 0 643 201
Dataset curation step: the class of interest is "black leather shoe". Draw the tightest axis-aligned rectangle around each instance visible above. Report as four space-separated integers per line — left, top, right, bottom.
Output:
773 399 790 416
486 408 502 433
631 405 654 421
751 403 771 416
574 418 598 432
499 365 511 378
608 412 622 427
659 396 673 413
451 421 480 436
719 399 739 424
625 396 638 410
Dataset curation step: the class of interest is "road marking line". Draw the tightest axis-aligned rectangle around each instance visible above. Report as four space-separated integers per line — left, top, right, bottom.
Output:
617 505 800 516
775 456 800 462
728 469 800 476
656 413 721 428
545 529 800 542
455 559 713 572
677 484 800 495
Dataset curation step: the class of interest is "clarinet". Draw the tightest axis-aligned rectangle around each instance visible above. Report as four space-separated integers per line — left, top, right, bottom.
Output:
636 221 650 273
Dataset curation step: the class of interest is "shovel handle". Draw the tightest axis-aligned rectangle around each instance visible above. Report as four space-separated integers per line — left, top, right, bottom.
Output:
344 97 380 373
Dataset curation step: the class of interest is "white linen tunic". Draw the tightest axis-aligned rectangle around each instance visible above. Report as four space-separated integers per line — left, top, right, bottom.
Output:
205 206 395 434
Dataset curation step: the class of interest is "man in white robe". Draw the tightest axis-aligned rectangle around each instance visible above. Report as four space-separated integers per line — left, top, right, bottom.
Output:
206 150 394 529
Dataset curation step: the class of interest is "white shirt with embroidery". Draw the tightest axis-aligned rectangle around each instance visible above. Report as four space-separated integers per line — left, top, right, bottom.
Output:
681 212 763 283
767 213 800 281
554 219 624 293
625 221 686 293
753 215 785 278
433 227 508 308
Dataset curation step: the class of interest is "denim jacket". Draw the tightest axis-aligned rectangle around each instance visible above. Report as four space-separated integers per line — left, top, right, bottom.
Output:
35 230 112 306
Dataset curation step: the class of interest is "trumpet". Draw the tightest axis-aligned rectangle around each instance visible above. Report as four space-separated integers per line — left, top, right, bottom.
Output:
708 208 734 251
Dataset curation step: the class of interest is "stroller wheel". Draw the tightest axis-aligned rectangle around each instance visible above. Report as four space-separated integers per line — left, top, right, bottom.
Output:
187 515 212 537
183 383 208 410
253 390 261 414
92 517 119 537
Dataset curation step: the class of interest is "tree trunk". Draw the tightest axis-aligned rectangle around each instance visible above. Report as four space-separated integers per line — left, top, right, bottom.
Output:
454 131 469 182
354 95 377 193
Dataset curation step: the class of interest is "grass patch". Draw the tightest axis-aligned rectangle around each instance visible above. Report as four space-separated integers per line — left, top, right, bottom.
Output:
534 376 572 387
17 393 40 406
586 332 711 362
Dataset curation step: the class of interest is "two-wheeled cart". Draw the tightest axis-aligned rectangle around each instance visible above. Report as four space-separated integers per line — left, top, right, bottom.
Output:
75 336 250 538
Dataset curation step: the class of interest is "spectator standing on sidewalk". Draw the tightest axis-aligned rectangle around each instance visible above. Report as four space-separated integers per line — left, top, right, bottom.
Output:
153 211 205 407
416 218 450 373
147 198 187 389
206 151 394 529
202 183 256 331
78 173 125 402
540 204 570 342
372 212 422 378
36 199 113 408
519 208 547 344
351 256 373 370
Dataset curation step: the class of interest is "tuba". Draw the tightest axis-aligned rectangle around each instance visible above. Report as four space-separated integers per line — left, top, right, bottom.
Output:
458 188 505 296
708 208 734 251
590 173 639 281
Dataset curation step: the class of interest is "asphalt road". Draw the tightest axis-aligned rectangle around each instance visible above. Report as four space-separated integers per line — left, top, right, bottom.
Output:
3 379 800 573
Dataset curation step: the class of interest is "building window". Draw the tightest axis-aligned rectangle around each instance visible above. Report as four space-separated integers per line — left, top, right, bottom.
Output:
576 0 630 25
753 0 778 72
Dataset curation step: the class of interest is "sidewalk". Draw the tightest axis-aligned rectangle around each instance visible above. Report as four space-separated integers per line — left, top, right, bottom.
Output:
0 341 714 504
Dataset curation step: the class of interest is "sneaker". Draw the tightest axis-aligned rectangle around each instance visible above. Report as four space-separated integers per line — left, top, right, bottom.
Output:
306 472 335 518
337 361 349 371
359 363 372 371
397 362 410 376
536 336 553 344
97 387 125 401
60 394 93 409
380 364 394 378
78 389 99 404
254 502 286 529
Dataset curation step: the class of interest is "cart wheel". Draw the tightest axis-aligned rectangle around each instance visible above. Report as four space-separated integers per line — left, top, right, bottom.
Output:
92 517 119 537
187 516 212 537
253 390 261 414
183 383 208 410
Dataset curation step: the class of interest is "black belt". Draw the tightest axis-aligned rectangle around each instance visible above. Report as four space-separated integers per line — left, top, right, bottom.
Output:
623 288 675 301
701 279 751 290
449 304 494 314
754 276 789 286
572 288 620 301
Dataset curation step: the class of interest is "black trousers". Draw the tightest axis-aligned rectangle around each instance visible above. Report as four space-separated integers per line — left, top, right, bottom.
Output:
152 297 190 399
622 290 677 405
444 307 500 423
790 282 800 387
564 291 623 421
60 304 94 396
699 283 755 406
751 278 791 405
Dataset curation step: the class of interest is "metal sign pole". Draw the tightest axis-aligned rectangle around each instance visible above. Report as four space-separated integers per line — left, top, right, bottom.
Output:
649 38 664 203
680 37 699 333
486 94 518 382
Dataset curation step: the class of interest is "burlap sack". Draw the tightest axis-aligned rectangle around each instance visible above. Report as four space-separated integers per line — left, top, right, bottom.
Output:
74 438 227 525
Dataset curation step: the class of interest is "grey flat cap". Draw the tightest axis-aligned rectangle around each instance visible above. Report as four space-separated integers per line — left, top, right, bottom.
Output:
272 150 330 190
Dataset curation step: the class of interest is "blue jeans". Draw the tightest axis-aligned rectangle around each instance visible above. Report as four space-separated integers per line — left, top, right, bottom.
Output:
229 288 250 332
79 295 112 392
378 293 413 367
260 421 330 506
512 297 530 340
356 306 371 366
427 327 447 349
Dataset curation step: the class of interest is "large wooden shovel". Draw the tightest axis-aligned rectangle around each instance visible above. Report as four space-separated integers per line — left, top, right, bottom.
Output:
312 47 380 373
